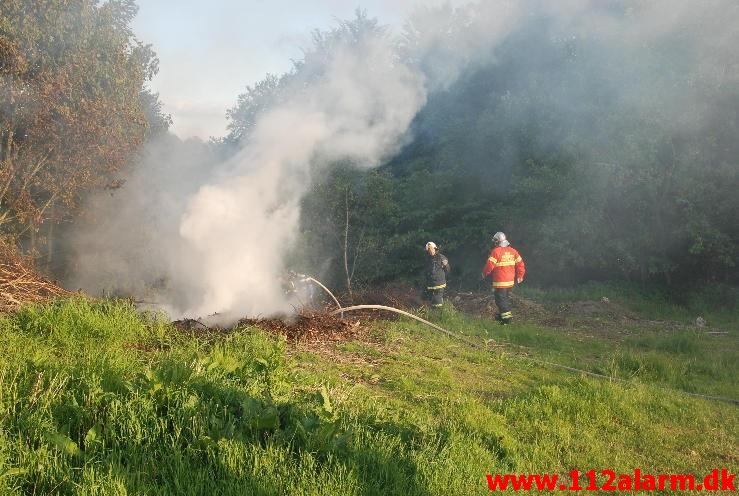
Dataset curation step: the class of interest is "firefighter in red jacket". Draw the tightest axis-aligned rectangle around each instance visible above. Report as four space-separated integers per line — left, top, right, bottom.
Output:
482 232 525 324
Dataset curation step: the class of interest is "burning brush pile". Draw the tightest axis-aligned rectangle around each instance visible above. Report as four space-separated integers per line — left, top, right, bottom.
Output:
174 310 368 344
0 241 72 311
240 312 366 343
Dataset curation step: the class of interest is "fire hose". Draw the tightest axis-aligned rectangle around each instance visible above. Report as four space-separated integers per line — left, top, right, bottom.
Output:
305 277 344 318
303 278 455 339
330 304 484 349
303 277 738 405
304 277 472 344
329 304 739 406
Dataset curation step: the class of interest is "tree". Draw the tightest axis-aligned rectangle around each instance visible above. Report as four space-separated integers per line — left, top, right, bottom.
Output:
0 0 165 255
299 165 398 296
226 2 738 291
223 74 282 146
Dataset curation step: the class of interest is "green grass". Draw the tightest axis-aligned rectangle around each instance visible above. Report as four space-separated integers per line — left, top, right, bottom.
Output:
0 298 736 495
438 316 738 399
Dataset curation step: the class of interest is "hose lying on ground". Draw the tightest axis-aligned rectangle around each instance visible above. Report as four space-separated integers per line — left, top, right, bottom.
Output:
331 304 739 406
332 304 489 350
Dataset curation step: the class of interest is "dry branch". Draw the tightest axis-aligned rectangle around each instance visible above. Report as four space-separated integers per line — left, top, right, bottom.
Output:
0 242 72 311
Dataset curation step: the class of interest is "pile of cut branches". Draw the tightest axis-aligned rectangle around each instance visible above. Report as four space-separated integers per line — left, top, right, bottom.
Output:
0 241 72 311
239 311 367 343
172 311 369 344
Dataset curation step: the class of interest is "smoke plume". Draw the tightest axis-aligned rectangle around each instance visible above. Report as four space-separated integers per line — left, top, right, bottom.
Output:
69 24 427 320
67 0 738 318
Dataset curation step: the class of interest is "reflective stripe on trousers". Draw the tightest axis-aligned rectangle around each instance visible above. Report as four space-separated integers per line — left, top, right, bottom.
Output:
494 287 512 320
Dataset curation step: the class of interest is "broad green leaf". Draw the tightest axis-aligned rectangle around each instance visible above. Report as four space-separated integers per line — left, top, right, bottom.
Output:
45 431 81 457
253 406 280 430
320 385 333 414
1 467 28 478
84 424 100 446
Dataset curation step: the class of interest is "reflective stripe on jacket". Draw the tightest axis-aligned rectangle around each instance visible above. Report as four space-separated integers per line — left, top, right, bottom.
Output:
426 253 450 289
482 246 525 288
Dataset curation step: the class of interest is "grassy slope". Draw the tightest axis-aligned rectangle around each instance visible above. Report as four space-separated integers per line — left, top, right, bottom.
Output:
0 297 736 495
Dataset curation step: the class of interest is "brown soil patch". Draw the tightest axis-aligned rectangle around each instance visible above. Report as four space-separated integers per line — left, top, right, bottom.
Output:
452 291 549 320
450 290 653 333
351 281 425 309
558 299 637 320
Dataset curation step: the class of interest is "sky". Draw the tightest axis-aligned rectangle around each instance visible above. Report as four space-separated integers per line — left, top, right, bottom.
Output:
132 1 431 139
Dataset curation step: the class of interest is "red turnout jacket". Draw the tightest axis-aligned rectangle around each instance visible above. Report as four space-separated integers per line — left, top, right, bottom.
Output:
482 246 525 289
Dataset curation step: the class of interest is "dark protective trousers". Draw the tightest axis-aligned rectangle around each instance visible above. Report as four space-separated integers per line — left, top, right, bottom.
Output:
428 288 444 307
494 288 512 322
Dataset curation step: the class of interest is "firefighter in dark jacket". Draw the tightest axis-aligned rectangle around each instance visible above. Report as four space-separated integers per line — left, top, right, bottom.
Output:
424 241 450 307
482 232 525 324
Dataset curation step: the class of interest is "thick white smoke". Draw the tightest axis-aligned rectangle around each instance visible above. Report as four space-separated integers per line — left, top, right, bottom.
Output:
178 37 426 319
69 1 734 320
68 27 427 321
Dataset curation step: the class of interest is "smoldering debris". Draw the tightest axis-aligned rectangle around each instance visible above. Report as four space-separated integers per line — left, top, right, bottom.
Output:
239 312 366 343
172 310 369 344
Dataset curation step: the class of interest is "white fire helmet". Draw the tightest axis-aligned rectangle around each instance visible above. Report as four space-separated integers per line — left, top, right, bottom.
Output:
492 232 510 247
425 241 437 251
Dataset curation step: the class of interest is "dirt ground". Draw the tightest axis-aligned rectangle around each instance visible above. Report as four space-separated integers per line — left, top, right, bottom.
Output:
448 289 651 329
451 291 550 320
350 282 426 309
